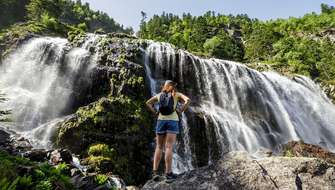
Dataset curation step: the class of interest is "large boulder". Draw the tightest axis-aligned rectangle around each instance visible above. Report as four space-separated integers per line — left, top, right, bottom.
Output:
56 95 153 184
0 129 11 150
142 151 335 190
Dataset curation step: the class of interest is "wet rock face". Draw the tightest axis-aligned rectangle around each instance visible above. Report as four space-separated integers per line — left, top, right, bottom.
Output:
70 173 127 190
0 32 37 62
56 96 153 184
0 129 11 150
13 136 33 151
0 129 18 153
23 149 48 162
49 149 73 165
320 82 335 103
0 129 36 154
55 35 153 185
182 110 223 167
142 151 335 190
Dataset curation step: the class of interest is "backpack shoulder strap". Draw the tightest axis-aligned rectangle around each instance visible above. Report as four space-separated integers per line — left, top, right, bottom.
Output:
156 92 161 101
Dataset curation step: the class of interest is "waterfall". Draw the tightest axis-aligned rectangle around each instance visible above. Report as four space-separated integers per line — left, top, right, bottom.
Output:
0 35 101 149
1 35 335 175
143 41 335 172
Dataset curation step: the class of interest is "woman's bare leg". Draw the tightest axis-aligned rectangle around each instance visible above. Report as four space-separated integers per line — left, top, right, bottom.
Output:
164 133 176 174
153 134 166 171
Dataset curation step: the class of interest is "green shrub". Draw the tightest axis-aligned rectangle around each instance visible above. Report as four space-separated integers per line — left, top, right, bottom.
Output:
203 33 243 61
284 149 294 157
41 12 58 30
17 176 33 189
78 22 87 31
139 4 335 83
0 178 19 190
88 144 116 158
0 151 74 190
26 0 131 33
33 169 46 180
35 180 53 190
95 174 108 185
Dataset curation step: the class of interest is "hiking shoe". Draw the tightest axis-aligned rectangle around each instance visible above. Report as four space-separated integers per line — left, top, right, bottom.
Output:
151 170 160 181
165 172 177 183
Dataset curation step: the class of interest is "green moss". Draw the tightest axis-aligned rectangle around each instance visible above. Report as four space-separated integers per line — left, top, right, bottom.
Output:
327 80 335 85
95 174 109 185
118 54 126 65
67 28 85 43
85 144 129 177
56 95 153 184
88 144 116 158
54 34 153 185
87 155 111 163
73 96 146 126
0 21 44 38
284 149 294 157
127 76 144 88
67 27 87 46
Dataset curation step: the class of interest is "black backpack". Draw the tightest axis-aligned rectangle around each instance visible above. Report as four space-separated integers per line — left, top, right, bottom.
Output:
159 92 174 115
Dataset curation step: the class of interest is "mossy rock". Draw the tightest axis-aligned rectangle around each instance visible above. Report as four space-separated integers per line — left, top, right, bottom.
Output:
56 96 153 184
83 144 131 175
88 144 116 157
107 32 137 39
320 81 335 103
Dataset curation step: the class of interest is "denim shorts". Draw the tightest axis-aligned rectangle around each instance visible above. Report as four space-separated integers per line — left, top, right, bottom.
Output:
156 120 179 134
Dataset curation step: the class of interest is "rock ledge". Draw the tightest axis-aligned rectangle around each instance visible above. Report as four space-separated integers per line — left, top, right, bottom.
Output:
142 151 335 190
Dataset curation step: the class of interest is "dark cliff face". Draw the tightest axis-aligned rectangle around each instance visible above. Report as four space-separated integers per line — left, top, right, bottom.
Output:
0 31 155 185
53 35 154 185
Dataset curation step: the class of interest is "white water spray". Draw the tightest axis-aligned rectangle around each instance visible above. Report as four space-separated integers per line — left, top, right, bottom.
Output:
0 35 101 149
143 41 335 173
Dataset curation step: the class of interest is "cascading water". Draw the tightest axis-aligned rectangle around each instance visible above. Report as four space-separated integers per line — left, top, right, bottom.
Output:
1 34 335 176
0 34 101 149
143 41 335 173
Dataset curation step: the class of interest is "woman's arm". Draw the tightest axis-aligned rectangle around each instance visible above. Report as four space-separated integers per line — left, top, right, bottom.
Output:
146 96 159 115
177 93 191 113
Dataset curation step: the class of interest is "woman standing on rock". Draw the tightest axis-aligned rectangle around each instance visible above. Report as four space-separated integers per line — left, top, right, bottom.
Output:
146 80 191 183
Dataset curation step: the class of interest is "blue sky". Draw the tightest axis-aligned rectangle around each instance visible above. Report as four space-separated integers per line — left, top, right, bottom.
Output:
81 0 335 31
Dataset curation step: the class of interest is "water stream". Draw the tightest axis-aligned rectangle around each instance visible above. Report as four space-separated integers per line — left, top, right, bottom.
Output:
0 35 101 149
143 41 335 173
1 36 335 176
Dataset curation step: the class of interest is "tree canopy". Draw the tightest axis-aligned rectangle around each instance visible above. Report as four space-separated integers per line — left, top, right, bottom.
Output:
139 4 335 83
0 0 133 34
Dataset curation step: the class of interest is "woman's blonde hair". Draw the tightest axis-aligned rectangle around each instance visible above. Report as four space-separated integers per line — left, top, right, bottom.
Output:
161 82 177 96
